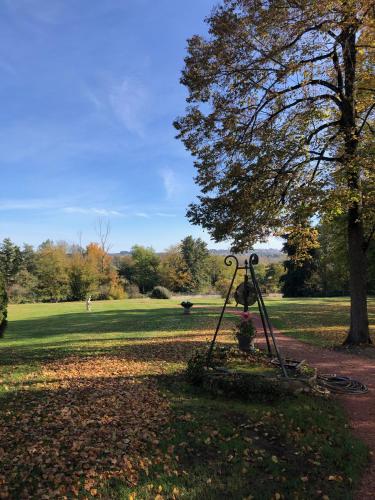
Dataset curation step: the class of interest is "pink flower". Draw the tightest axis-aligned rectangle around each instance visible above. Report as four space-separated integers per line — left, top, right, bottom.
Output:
240 312 251 320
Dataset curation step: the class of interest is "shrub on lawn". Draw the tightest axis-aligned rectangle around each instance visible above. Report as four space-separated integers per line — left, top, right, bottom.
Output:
150 286 171 299
126 284 143 298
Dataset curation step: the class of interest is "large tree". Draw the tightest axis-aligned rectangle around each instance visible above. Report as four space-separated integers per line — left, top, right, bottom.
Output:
175 0 374 345
180 236 210 291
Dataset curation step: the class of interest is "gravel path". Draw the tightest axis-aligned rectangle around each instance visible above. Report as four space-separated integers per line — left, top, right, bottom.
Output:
252 315 375 500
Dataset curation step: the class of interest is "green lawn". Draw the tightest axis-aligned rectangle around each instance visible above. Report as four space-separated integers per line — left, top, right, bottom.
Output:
266 296 375 348
0 298 371 499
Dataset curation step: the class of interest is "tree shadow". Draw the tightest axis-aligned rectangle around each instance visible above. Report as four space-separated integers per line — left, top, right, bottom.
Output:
0 304 237 365
0 335 235 366
4 306 226 341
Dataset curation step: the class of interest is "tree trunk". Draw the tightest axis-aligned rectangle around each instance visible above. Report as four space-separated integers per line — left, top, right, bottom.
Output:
340 22 371 345
344 206 371 345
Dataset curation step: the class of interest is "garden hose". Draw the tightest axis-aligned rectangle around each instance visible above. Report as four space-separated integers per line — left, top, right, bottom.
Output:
316 374 368 394
271 358 368 395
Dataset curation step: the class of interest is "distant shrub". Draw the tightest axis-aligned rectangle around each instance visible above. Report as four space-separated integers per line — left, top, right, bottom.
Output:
215 278 235 303
150 286 171 299
126 284 143 298
109 284 126 300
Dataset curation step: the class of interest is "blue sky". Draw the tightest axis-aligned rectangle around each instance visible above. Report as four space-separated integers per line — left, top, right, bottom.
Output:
0 0 282 252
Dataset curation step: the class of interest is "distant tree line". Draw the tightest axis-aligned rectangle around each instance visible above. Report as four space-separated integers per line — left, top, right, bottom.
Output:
0 235 283 304
1 220 372 305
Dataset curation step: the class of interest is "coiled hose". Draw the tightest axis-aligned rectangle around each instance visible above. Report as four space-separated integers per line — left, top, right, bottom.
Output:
316 374 368 394
271 358 368 395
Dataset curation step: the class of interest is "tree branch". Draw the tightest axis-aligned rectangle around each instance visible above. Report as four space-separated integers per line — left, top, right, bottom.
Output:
309 131 341 182
276 79 341 98
264 96 341 123
310 153 342 162
306 120 341 144
358 103 375 136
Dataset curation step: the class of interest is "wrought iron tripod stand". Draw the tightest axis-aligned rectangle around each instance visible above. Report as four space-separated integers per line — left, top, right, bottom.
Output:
206 253 288 378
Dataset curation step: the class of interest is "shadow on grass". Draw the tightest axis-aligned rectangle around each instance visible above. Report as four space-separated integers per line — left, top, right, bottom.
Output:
4 306 224 340
0 336 221 366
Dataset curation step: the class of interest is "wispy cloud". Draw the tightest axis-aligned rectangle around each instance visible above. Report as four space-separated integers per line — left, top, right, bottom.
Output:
0 199 56 211
63 207 123 216
159 168 183 200
156 212 176 217
134 212 150 218
109 77 148 136
82 84 103 111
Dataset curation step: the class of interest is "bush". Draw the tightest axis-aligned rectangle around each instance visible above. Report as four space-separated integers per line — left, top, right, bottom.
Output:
150 286 171 299
0 277 8 337
126 284 143 298
109 284 126 300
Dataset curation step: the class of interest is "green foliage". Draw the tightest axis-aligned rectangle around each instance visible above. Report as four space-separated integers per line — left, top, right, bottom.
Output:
0 238 22 289
317 216 350 296
131 245 160 293
68 251 98 301
186 350 207 385
125 284 142 299
175 0 374 249
180 236 210 292
234 312 256 340
280 228 321 298
35 241 69 301
150 286 171 299
8 270 38 304
0 276 7 337
202 371 290 401
158 246 193 292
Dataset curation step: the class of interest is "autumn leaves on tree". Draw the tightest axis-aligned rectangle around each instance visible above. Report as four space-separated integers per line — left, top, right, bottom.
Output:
175 0 374 345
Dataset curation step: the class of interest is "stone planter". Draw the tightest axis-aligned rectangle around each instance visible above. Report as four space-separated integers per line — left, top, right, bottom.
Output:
181 302 193 315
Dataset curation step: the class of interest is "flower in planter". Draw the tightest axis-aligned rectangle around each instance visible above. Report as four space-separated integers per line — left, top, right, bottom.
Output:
234 312 256 351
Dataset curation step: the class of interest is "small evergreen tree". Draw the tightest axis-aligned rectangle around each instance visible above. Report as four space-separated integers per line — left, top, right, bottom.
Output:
0 275 8 336
0 238 22 290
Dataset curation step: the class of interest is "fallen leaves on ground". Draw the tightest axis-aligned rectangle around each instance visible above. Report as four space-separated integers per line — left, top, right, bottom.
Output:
0 332 230 499
0 358 169 498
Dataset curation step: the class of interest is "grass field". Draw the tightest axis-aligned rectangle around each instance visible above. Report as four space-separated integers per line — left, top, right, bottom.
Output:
266 296 375 348
0 297 372 499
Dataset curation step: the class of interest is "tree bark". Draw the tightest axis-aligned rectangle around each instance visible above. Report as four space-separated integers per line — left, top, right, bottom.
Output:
341 23 371 345
344 205 371 345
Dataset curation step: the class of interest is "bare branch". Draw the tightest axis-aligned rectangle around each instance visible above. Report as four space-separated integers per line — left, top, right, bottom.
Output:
95 218 112 254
